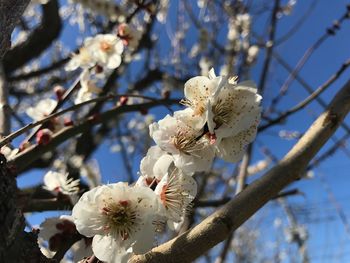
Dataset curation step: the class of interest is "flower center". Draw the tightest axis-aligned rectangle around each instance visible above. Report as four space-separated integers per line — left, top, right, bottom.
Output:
180 99 205 116
171 130 198 154
158 169 193 221
212 98 232 128
100 41 113 52
102 200 138 240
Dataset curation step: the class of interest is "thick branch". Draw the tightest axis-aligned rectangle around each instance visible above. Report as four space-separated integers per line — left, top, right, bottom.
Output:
0 0 31 59
130 79 350 263
0 64 10 136
3 0 62 74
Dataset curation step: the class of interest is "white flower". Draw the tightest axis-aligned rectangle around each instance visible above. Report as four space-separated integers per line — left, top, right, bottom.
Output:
66 34 124 71
139 145 173 183
247 158 271 176
156 0 169 23
26 98 57 121
72 0 126 22
236 13 251 36
39 215 75 241
246 45 259 64
117 23 142 50
182 74 218 128
75 70 101 104
89 34 124 69
206 70 261 142
65 46 97 71
182 69 262 163
43 171 80 195
39 215 92 261
149 111 215 174
284 225 308 243
72 183 160 263
79 159 102 189
155 166 197 227
1 146 19 160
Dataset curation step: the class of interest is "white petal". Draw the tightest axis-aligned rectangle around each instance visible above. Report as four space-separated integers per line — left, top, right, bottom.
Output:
93 235 131 263
216 125 258 162
153 154 173 180
174 108 206 130
184 76 216 103
71 239 93 262
106 54 122 69
72 186 107 237
208 68 216 79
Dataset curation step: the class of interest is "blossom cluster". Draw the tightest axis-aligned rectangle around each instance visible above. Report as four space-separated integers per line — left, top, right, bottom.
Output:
65 26 141 105
39 69 262 262
149 68 261 174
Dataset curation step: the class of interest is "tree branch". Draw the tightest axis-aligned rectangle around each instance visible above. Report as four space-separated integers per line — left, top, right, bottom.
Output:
3 0 62 74
0 0 31 59
10 99 179 173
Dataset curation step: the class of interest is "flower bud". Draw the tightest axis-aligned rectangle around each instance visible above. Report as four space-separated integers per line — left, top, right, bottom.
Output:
36 129 53 146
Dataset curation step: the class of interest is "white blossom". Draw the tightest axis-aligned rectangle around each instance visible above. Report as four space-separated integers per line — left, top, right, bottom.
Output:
1 146 19 160
155 166 197 227
43 170 80 195
118 23 142 50
66 34 124 71
156 0 169 23
65 46 97 71
90 34 124 69
26 98 57 121
246 45 259 64
149 110 215 174
247 158 271 176
75 70 101 104
71 0 126 22
284 225 308 243
79 159 102 189
39 215 92 261
72 183 161 263
206 70 261 143
139 145 173 183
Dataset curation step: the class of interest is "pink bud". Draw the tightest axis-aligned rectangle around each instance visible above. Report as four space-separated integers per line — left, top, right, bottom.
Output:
139 108 148 115
54 86 65 101
162 89 171 99
64 117 74 127
19 141 31 152
119 96 128 106
36 129 53 146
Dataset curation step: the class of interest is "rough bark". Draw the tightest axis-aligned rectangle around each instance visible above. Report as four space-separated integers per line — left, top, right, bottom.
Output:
0 1 51 262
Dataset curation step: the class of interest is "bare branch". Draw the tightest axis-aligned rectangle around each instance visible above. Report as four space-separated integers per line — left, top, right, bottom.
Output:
10 99 179 173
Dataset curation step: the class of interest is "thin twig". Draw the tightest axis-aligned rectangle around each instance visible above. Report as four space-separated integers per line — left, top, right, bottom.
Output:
9 99 179 173
268 8 350 111
0 93 175 148
259 57 350 131
258 0 280 94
